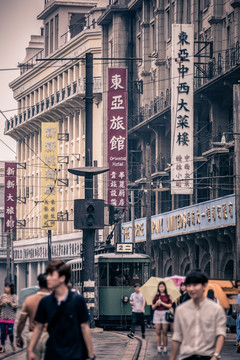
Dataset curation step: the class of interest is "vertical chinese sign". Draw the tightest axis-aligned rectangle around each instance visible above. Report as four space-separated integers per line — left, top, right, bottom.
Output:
171 24 194 194
107 68 128 208
4 163 17 233
41 122 58 230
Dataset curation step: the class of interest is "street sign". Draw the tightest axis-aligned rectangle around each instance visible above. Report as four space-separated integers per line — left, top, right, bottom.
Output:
116 243 133 253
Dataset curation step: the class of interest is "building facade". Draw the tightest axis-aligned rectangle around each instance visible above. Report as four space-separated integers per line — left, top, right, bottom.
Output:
98 0 240 279
5 0 109 294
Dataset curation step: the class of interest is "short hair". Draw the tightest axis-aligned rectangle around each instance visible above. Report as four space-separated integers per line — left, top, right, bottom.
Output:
46 260 71 285
185 269 208 285
207 289 214 300
37 273 48 289
5 282 14 295
180 282 186 287
134 283 141 288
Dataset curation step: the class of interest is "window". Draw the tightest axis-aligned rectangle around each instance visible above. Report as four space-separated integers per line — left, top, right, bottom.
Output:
109 39 113 66
99 264 107 286
204 0 210 8
50 19 53 53
151 22 156 53
167 9 170 39
137 35 142 58
109 262 143 287
187 0 191 24
45 22 49 56
55 15 59 50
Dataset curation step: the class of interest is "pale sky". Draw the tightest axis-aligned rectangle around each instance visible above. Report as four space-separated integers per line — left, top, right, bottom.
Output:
0 0 43 161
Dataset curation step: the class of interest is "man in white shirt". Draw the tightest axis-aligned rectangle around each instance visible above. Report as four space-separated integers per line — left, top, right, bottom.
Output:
170 270 226 360
128 283 145 339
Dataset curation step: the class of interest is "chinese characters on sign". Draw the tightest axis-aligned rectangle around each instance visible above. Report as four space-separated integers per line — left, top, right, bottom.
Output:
108 68 128 208
121 194 235 243
4 163 17 233
41 123 58 230
171 24 194 194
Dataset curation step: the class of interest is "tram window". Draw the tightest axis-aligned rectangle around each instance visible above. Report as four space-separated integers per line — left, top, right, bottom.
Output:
99 264 107 286
109 263 142 287
143 263 149 283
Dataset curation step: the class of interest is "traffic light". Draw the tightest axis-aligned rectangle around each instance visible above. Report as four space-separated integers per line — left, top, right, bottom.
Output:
109 205 121 225
74 199 104 229
86 203 95 226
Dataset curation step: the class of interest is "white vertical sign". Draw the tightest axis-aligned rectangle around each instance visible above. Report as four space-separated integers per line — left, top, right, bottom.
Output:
171 24 194 194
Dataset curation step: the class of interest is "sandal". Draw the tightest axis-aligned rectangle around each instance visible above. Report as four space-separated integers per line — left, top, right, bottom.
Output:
0 346 5 353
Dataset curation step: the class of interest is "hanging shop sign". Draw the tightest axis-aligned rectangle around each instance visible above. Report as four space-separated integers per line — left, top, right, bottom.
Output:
171 24 194 194
41 122 58 230
107 68 128 208
121 194 235 242
13 238 81 262
4 162 17 233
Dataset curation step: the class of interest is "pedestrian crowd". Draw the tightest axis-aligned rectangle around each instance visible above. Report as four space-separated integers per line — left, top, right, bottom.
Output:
0 264 235 360
128 269 227 360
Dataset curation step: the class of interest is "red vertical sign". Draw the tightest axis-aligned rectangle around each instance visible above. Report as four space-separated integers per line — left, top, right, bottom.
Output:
107 68 128 208
4 162 17 233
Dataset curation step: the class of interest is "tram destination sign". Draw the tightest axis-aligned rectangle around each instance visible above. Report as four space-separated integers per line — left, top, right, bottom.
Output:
116 243 133 253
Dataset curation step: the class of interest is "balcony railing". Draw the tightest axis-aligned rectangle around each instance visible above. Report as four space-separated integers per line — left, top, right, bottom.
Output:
128 153 171 183
128 89 171 129
19 49 44 75
194 41 240 89
5 77 102 132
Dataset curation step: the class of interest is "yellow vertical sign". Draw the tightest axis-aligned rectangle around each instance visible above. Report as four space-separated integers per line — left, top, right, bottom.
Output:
41 122 58 230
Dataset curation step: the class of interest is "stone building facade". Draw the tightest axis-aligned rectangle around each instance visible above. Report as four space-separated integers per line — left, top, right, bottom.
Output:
5 0 109 294
98 0 240 279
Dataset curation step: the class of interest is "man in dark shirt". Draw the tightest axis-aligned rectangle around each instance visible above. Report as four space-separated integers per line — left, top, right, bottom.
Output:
27 260 95 360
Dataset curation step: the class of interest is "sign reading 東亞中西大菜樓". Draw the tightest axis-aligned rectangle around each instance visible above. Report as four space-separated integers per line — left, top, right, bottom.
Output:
41 122 58 230
121 194 235 243
171 24 194 194
107 68 128 209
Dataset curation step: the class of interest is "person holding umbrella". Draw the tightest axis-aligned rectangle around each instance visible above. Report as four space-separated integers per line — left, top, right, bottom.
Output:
152 281 172 355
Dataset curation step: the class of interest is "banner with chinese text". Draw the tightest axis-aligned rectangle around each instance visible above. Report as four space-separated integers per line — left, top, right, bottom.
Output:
171 24 194 194
4 162 17 233
107 68 128 208
41 122 58 230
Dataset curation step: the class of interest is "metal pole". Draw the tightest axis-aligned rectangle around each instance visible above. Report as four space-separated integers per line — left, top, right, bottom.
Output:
48 230 52 263
83 52 95 328
145 144 152 258
6 233 10 282
131 190 135 252
233 85 240 281
10 216 14 283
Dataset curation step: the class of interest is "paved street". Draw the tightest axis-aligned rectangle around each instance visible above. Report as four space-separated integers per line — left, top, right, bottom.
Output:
0 329 239 360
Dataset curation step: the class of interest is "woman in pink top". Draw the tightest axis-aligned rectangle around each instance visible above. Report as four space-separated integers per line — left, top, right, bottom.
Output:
0 283 17 353
152 281 172 355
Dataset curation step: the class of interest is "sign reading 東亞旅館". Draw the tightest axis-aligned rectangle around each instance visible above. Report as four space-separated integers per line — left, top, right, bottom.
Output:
121 194 235 243
107 68 128 208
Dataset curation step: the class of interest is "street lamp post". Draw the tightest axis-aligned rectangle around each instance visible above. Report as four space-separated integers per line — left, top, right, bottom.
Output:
68 53 109 328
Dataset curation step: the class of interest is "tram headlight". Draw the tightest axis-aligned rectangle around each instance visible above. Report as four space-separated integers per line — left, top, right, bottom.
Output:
122 295 129 303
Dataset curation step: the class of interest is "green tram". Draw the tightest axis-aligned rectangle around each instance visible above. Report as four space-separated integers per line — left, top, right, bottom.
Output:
67 253 151 329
